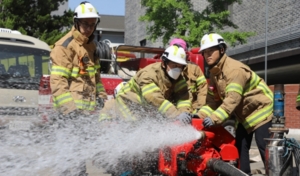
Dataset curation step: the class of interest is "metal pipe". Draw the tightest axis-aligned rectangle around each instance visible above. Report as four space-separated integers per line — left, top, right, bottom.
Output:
272 84 285 128
265 0 268 84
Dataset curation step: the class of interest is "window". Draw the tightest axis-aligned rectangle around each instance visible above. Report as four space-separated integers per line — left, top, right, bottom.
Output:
0 44 50 89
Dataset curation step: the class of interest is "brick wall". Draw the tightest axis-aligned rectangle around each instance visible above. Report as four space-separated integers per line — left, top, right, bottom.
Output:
269 84 300 129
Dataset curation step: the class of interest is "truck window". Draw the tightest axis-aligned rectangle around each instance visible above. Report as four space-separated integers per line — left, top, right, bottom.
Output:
0 44 50 90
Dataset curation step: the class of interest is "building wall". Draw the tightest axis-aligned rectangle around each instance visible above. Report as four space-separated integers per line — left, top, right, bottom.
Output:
269 84 300 129
226 0 300 61
284 85 300 129
125 0 142 46
125 0 300 50
228 1 300 37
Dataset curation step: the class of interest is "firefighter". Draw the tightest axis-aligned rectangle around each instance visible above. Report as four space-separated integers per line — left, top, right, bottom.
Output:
169 38 207 113
297 84 300 110
197 33 272 175
50 1 107 116
100 45 193 124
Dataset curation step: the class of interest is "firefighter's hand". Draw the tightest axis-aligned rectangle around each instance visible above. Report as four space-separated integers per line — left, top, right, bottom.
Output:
203 117 214 128
65 109 82 119
96 97 106 109
176 112 192 125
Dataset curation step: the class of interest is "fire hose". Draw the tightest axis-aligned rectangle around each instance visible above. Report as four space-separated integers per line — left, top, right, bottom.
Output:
95 41 112 73
207 159 248 176
282 138 300 175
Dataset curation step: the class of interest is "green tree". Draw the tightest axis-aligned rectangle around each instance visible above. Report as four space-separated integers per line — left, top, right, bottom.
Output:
0 0 74 45
140 0 255 47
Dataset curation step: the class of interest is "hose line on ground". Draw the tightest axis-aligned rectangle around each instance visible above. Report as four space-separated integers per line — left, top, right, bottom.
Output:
207 158 248 176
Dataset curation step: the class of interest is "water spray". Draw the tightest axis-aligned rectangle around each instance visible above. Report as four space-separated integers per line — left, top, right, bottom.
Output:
0 110 200 176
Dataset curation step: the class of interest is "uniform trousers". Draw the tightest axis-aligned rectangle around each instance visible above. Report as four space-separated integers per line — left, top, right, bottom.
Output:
235 121 272 175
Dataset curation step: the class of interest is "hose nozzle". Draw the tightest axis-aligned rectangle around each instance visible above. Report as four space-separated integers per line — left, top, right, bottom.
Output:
195 131 205 140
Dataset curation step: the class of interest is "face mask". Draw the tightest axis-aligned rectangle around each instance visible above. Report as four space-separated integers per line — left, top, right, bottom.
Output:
167 67 182 80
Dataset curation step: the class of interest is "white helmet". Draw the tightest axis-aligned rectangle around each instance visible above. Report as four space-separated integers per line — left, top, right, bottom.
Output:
114 82 127 98
162 45 187 65
74 2 100 19
199 33 226 52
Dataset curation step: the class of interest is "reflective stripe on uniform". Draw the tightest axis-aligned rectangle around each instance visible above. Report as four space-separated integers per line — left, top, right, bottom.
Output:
53 92 73 107
226 83 243 95
242 104 273 129
71 66 96 77
199 105 214 116
86 67 96 76
129 79 140 93
176 99 191 109
208 88 214 95
51 66 71 78
192 109 199 114
297 95 300 102
196 75 206 87
117 80 142 103
99 113 112 121
158 100 173 114
74 100 96 110
122 79 140 94
142 83 160 96
189 85 196 93
118 82 130 96
174 79 187 92
245 72 260 92
116 97 136 120
96 83 105 93
257 82 273 101
95 65 100 69
212 107 229 121
71 67 80 77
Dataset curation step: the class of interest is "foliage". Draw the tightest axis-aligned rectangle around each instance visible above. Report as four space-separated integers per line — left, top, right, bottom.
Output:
0 0 74 45
140 0 255 47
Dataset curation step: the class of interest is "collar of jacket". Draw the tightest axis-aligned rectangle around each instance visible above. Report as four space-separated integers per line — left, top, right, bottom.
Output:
71 27 95 45
209 54 227 76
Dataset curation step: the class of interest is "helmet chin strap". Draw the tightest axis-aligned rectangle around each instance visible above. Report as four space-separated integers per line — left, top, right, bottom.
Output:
74 18 80 32
207 46 225 69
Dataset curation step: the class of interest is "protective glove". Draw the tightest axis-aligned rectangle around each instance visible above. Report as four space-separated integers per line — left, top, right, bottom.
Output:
203 117 214 128
65 109 82 119
96 97 105 109
176 112 192 125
